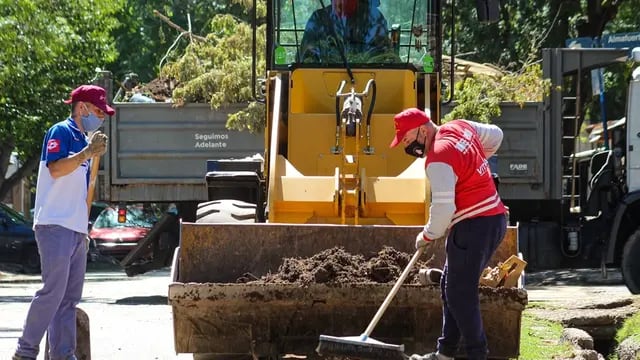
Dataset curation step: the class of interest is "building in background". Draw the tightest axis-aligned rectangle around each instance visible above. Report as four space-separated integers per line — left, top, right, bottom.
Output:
2 152 32 218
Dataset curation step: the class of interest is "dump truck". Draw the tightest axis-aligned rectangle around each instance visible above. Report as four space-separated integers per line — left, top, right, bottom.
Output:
89 74 264 275
168 0 527 359
486 47 640 294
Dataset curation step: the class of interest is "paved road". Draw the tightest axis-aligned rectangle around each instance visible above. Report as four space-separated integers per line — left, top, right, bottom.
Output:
525 268 633 304
0 265 633 359
0 265 189 360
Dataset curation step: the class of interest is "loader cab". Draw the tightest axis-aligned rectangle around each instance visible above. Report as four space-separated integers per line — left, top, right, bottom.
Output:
268 0 442 71
265 0 446 120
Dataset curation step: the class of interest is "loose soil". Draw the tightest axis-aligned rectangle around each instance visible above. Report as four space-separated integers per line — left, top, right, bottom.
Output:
245 246 433 285
132 77 175 102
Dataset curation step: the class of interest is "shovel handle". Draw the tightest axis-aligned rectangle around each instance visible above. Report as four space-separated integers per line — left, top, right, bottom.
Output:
86 156 100 216
362 246 425 339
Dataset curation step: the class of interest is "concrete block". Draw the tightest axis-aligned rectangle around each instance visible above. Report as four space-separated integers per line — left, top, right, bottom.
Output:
44 307 90 360
561 327 594 350
617 337 640 360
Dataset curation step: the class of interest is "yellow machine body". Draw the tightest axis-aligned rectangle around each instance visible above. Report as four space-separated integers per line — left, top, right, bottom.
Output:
265 68 431 225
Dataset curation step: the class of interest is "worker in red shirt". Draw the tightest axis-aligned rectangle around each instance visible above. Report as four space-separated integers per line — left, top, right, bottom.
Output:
389 108 508 360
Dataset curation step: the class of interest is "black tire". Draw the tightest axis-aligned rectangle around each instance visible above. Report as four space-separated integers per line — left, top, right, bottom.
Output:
22 245 41 274
196 199 257 224
622 229 640 294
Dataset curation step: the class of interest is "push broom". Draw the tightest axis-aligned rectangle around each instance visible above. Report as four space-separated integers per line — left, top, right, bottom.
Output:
316 246 426 359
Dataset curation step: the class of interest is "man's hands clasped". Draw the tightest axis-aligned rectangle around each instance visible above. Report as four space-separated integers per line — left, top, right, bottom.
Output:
84 131 108 158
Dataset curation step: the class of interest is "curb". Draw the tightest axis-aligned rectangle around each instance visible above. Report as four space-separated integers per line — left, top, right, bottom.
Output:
0 273 41 284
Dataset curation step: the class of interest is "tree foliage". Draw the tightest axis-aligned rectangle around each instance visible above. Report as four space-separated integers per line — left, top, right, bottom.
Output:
447 0 632 70
110 0 256 83
444 64 552 123
0 0 122 201
445 0 637 124
155 0 267 133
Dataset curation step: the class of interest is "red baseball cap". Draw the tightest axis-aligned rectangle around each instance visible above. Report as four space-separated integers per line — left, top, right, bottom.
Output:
389 108 430 148
64 85 115 116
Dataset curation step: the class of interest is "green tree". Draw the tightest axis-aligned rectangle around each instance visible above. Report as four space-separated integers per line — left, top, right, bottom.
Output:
109 0 254 84
0 0 122 201
151 0 267 133
446 0 631 69
444 0 637 123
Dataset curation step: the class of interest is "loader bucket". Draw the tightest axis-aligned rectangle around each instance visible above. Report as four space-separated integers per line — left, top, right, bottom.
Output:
169 223 527 359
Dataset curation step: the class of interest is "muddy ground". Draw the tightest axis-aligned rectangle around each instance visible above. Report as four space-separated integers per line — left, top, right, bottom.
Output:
244 246 433 285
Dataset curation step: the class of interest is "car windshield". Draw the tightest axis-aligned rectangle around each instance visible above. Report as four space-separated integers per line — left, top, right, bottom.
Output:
271 0 435 68
92 206 157 229
0 202 29 226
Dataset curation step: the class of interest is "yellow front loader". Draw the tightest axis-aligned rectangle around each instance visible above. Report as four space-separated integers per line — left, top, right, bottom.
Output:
168 1 526 359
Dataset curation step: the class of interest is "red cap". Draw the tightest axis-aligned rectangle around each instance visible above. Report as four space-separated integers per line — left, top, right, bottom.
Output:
389 108 430 148
64 85 115 116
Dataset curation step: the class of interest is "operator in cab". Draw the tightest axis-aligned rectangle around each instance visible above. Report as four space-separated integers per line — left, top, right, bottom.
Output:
300 0 392 63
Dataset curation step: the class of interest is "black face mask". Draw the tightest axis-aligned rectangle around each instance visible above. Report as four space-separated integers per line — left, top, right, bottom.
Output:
404 131 426 158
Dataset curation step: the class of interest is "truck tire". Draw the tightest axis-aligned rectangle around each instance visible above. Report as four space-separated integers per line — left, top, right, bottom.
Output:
196 199 257 224
622 229 640 294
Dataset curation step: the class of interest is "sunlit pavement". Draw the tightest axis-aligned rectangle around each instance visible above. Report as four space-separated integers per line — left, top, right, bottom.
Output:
0 266 634 359
0 266 193 360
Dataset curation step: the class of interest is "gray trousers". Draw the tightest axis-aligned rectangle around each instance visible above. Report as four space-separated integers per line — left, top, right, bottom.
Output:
15 225 86 360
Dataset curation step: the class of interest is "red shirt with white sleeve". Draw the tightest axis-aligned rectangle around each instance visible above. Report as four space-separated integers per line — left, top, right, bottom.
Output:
422 120 507 240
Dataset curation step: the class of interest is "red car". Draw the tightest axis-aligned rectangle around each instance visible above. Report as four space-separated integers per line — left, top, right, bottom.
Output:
89 205 159 260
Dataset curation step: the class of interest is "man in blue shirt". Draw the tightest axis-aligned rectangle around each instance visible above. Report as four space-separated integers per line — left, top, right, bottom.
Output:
300 0 391 63
13 85 111 360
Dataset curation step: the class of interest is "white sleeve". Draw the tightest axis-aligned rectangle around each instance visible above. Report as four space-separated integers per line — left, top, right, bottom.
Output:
463 120 503 158
423 162 457 239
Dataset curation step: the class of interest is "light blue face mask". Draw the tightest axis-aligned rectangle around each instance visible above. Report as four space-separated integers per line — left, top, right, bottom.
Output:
81 105 103 132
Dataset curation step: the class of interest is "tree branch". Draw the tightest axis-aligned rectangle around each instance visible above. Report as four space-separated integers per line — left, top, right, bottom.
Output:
153 10 207 42
523 3 565 69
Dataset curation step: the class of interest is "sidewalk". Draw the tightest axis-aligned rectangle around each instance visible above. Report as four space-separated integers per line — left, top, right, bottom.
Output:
0 261 135 284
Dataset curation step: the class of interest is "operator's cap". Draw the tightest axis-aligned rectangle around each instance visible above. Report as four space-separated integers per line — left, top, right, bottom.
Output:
64 85 115 116
389 108 430 148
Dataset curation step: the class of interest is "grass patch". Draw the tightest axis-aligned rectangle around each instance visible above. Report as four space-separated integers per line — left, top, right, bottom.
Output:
519 311 574 360
616 311 640 343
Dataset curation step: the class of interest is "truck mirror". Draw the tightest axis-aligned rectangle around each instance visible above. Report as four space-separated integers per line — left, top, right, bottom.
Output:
476 0 500 23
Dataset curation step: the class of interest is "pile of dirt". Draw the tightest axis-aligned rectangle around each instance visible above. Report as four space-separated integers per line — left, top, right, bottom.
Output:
246 246 433 286
132 77 176 102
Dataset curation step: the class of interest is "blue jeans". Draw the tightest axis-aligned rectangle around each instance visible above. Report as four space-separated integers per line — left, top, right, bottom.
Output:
437 214 507 360
15 225 86 360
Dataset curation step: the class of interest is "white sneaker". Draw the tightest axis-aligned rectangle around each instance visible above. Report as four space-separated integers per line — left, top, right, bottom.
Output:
409 352 453 360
